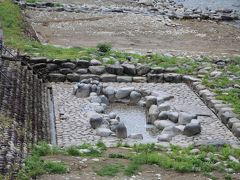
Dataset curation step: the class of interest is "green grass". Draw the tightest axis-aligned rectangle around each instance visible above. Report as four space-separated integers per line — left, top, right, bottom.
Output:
26 0 41 3
96 164 124 176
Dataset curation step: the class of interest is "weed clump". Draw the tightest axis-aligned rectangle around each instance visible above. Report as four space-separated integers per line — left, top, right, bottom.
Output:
97 43 112 53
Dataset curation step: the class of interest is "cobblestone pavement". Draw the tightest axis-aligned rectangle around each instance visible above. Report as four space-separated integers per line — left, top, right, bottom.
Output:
52 82 240 147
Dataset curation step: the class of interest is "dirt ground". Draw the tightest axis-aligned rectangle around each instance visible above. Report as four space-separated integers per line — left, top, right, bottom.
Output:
37 147 239 180
25 0 240 56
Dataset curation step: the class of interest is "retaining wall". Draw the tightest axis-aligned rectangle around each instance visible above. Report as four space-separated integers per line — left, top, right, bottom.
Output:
0 57 50 175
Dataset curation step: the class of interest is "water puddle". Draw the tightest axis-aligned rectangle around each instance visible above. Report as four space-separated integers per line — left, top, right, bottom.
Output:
107 103 160 143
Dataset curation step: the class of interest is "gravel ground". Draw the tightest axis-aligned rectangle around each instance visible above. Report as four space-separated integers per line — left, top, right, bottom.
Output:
52 82 240 147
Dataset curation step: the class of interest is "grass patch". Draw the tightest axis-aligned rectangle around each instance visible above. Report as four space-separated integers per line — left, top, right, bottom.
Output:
96 164 124 177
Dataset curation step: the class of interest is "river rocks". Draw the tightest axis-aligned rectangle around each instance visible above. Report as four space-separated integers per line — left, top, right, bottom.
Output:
115 87 134 99
183 122 201 136
89 113 103 129
116 122 127 138
76 60 90 68
158 111 169 120
148 105 159 124
154 120 175 129
90 59 102 66
158 103 171 112
76 68 88 74
130 91 142 104
96 128 112 137
89 66 105 75
117 76 133 82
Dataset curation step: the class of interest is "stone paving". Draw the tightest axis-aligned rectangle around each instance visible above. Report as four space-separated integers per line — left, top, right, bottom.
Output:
52 82 240 147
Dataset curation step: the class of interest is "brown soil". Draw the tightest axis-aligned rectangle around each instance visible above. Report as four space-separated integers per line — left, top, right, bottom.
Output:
37 148 239 180
26 7 240 57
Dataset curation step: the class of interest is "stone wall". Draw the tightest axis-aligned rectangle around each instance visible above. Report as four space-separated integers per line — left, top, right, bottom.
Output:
0 57 50 175
24 56 240 140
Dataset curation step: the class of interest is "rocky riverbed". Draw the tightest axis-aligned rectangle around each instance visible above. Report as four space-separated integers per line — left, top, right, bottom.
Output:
18 0 240 56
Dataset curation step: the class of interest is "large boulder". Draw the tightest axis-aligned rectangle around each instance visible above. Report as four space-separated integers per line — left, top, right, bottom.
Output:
89 113 103 129
168 112 179 123
75 84 91 98
106 64 124 75
115 87 134 99
157 134 172 142
96 128 112 137
158 111 169 120
183 123 201 136
130 91 142 104
145 96 157 108
116 122 127 138
89 66 105 75
103 86 115 101
148 105 159 124
66 73 80 82
158 103 171 112
122 63 136 75
161 126 181 137
154 120 175 129
178 112 194 125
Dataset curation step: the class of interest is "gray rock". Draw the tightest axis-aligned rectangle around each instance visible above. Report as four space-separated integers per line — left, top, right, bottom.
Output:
219 111 235 124
110 119 119 125
122 63 136 75
109 112 117 119
229 155 239 163
154 120 175 129
158 103 171 112
148 105 159 124
136 64 150 75
175 125 185 132
133 77 147 83
47 63 58 71
128 133 143 139
190 149 200 154
100 95 109 105
168 112 179 123
130 91 142 104
76 60 90 68
66 73 80 82
96 128 112 137
59 68 73 74
117 76 133 82
116 122 127 139
89 113 103 129
90 59 102 66
61 62 76 69
80 74 100 81
147 74 164 83
76 84 91 97
48 73 66 82
76 68 88 74
103 86 115 101
89 66 105 75
183 123 201 136
158 111 169 120
145 96 157 108
232 123 240 137
100 74 117 82
178 112 194 125
89 96 102 103
228 118 240 129
161 126 181 137
106 64 124 75
115 87 134 99
158 134 172 142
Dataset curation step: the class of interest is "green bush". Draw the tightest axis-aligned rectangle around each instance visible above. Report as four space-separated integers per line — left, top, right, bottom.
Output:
96 164 124 176
97 43 112 53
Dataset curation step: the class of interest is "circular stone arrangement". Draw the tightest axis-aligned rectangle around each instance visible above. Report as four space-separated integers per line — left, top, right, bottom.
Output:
73 78 204 142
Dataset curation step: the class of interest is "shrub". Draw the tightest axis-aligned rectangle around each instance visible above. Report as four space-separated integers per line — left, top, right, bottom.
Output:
97 43 112 53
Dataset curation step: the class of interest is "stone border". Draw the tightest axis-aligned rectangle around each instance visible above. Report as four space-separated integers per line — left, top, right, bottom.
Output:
5 56 240 138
